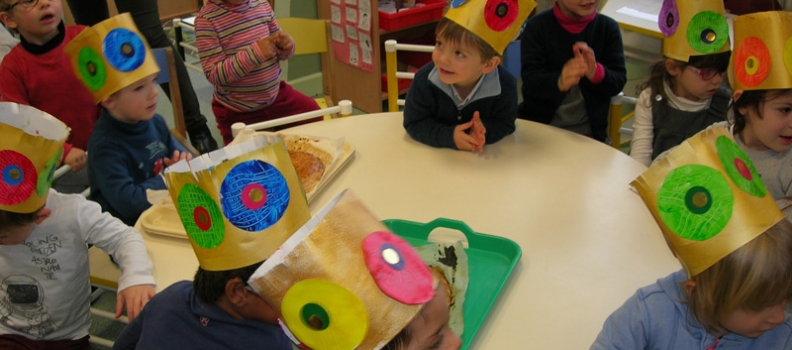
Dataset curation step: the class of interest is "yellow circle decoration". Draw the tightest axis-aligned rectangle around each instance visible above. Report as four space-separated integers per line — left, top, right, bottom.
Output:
784 36 792 77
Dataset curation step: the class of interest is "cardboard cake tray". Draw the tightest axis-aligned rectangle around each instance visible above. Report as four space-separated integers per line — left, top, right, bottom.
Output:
383 218 522 350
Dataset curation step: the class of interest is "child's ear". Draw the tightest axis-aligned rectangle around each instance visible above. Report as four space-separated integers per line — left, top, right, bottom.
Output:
0 12 17 30
34 208 51 224
224 277 248 306
732 90 744 102
664 58 682 76
683 280 696 297
482 56 501 75
100 96 115 110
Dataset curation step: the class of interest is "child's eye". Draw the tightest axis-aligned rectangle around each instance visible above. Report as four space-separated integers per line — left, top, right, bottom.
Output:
435 41 443 48
429 334 445 349
780 107 792 114
455 51 465 58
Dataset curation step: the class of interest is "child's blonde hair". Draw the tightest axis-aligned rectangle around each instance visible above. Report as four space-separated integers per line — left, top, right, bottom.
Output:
637 52 731 108
686 217 792 334
435 18 498 63
732 89 792 135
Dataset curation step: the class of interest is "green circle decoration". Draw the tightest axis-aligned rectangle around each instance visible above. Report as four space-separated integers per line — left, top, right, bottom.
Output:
35 148 62 197
301 303 330 330
686 11 729 54
77 47 107 91
176 183 225 249
657 165 733 241
715 136 767 197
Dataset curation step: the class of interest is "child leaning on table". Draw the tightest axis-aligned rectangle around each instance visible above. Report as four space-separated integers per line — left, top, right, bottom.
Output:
0 103 155 350
403 0 535 153
629 0 732 167
64 14 192 227
518 0 626 143
591 127 792 349
195 0 320 145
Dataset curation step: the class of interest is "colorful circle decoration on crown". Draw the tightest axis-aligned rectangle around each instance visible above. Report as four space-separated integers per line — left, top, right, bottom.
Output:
77 47 107 91
658 0 679 37
450 0 468 8
281 279 368 350
484 0 518 32
220 160 289 232
783 37 792 77
177 183 224 249
103 28 146 72
0 150 37 206
362 231 434 304
686 11 729 54
36 148 63 197
657 165 733 241
715 136 767 197
734 37 771 88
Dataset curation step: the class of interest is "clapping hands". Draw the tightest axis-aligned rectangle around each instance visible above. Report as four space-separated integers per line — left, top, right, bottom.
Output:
558 42 597 92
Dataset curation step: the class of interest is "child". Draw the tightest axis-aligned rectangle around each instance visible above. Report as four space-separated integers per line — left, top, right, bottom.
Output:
248 190 463 349
195 0 321 145
403 0 535 153
0 102 155 349
592 127 792 349
0 0 100 193
64 14 192 226
0 24 16 66
114 133 312 348
518 0 626 143
630 0 732 166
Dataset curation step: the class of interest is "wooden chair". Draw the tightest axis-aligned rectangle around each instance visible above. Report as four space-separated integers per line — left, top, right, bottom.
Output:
384 39 434 112
608 92 638 149
231 99 353 138
151 47 201 156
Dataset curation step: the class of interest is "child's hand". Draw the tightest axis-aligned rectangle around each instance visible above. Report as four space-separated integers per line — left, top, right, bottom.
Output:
573 42 597 80
274 32 295 60
116 284 155 320
256 34 281 59
163 150 192 167
453 120 483 153
64 147 88 172
558 53 587 92
469 111 486 154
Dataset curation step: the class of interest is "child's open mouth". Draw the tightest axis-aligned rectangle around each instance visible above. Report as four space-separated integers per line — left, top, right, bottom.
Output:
780 135 792 145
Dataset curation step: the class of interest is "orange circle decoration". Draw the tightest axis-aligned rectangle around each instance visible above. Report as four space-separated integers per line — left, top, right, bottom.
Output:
734 37 771 88
783 36 792 77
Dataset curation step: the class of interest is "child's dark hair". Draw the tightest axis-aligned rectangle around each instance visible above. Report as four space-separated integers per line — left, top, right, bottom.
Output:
732 89 792 134
0 208 40 229
193 261 263 304
638 51 731 106
435 18 498 62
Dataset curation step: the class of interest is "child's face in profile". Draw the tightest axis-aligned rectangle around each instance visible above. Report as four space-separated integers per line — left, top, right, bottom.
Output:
400 280 462 350
720 301 787 338
102 73 159 124
0 222 34 245
556 0 600 19
432 36 489 92
738 90 792 153
668 62 725 102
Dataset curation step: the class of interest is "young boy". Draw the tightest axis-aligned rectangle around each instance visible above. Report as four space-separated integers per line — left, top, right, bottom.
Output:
0 102 155 349
0 0 100 193
65 14 191 226
114 133 312 348
519 0 627 143
195 0 320 145
403 0 536 153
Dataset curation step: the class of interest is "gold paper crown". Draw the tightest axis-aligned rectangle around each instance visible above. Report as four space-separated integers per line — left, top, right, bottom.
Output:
729 11 792 91
444 0 536 55
0 103 69 213
632 126 783 276
163 135 310 271
65 13 160 104
248 190 435 350
658 0 730 62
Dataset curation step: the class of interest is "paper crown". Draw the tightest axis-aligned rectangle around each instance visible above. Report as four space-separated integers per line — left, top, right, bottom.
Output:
632 126 783 276
0 103 69 214
729 11 792 91
65 13 160 104
658 0 730 62
163 135 310 271
248 190 435 350
443 0 536 55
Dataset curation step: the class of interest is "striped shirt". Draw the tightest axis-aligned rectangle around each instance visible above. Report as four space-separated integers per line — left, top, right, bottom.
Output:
196 0 294 112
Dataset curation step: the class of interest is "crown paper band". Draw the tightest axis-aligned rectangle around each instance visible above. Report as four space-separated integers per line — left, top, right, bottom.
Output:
632 127 783 276
248 190 435 350
729 11 792 91
444 0 536 55
65 13 160 104
659 0 730 62
163 135 310 271
0 103 69 213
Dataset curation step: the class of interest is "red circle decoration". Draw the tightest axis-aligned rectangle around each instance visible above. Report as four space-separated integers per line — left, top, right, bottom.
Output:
734 158 753 181
484 0 518 32
362 231 433 304
193 206 212 231
735 37 771 88
0 150 38 206
241 183 267 210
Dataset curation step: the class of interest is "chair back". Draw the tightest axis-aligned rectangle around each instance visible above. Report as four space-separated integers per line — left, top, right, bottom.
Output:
384 39 434 112
277 17 329 55
231 100 354 138
608 92 637 149
151 47 198 155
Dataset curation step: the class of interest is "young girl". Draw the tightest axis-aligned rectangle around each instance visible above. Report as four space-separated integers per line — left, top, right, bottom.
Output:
629 0 732 166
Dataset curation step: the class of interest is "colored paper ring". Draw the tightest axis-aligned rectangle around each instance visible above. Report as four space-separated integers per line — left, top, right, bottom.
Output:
77 47 107 91
241 183 267 210
734 36 771 88
686 11 729 54
783 37 792 77
36 148 63 197
658 0 679 37
450 0 467 8
484 0 518 32
176 183 225 249
362 231 434 304
0 150 38 206
103 28 146 72
220 160 290 232
716 136 767 197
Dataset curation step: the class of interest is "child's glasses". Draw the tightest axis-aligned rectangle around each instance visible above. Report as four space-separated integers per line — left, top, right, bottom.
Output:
689 66 725 81
4 0 40 11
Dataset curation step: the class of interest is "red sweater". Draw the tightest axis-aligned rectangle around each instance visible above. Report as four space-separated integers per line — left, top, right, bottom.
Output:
0 24 100 151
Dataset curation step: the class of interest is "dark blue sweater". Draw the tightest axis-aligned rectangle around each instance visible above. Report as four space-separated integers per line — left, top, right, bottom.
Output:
87 110 186 226
518 9 627 142
403 62 517 149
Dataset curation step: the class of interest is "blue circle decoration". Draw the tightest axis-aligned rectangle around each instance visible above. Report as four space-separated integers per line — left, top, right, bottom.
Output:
103 28 146 72
381 243 405 270
220 160 290 231
3 165 23 186
451 0 468 8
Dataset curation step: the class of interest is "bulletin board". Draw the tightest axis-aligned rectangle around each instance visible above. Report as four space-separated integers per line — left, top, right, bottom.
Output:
329 0 375 72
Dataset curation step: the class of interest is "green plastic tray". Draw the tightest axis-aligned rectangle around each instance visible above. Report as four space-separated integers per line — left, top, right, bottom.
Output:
382 218 522 349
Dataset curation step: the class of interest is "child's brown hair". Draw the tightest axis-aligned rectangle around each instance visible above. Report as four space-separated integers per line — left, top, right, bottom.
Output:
193 261 263 303
0 208 40 229
435 18 498 63
732 89 792 134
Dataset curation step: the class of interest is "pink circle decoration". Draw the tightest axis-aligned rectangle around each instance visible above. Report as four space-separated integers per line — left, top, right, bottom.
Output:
362 231 433 304
0 150 37 206
241 183 267 210
734 158 753 181
193 206 212 231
